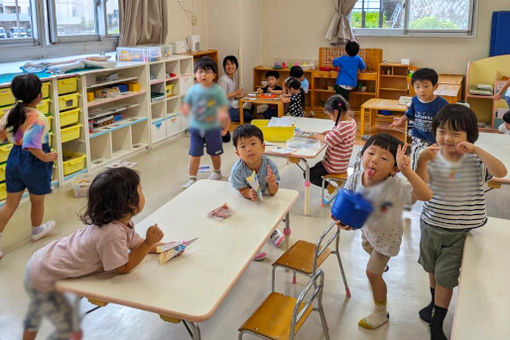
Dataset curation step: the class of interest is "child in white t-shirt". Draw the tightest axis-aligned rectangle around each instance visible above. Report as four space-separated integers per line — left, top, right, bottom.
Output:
334 133 432 330
498 110 510 134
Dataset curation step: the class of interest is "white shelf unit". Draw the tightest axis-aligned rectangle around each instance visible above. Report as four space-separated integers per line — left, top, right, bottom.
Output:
149 55 193 145
82 64 150 171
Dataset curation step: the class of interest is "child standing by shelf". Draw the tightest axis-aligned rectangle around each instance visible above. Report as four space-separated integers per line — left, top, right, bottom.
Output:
334 133 432 330
229 124 285 261
415 104 507 340
390 68 449 169
281 78 305 117
332 40 366 101
308 94 357 202
22 167 164 340
217 55 252 123
0 74 58 259
181 57 229 189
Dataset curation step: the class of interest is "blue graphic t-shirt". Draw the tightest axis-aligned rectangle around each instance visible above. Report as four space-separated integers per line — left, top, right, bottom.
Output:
405 96 449 144
183 83 229 130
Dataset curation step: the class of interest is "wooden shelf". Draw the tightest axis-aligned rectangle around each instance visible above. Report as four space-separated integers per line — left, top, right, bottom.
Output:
380 88 407 92
351 91 376 96
150 79 166 85
314 89 335 93
466 94 494 99
87 76 138 89
88 90 146 108
380 75 407 79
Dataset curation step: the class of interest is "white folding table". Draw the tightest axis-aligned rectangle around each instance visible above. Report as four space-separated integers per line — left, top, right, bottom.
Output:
56 180 299 340
476 132 510 186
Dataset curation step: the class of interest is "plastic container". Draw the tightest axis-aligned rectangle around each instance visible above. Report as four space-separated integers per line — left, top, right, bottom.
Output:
0 162 6 182
117 46 163 62
59 108 80 127
41 82 50 98
0 87 15 106
58 93 79 111
331 189 373 229
36 98 51 115
72 177 91 198
61 124 81 143
0 182 6 201
251 119 294 142
57 77 78 95
62 152 86 176
0 143 13 163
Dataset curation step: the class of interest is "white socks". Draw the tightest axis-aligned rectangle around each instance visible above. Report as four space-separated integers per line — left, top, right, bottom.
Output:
358 300 389 329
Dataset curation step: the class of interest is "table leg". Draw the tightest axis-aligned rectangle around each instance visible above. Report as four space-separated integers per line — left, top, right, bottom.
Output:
71 296 83 340
360 106 365 137
283 212 291 250
304 160 310 216
278 102 283 117
183 320 201 340
239 100 244 125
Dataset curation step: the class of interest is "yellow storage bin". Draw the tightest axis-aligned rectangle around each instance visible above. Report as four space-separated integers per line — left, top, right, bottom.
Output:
62 152 86 176
41 82 50 98
0 182 6 201
0 162 6 182
58 93 79 111
166 84 174 96
0 143 13 163
61 124 81 143
0 87 15 106
36 98 51 115
59 108 79 127
0 104 14 118
251 119 295 142
57 77 78 95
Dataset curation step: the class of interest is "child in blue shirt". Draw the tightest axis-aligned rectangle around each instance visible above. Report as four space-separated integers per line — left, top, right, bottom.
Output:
229 124 285 261
181 57 229 189
332 40 366 101
390 68 448 169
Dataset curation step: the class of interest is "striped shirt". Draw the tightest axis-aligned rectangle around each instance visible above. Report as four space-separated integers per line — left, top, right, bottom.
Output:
421 151 491 230
322 119 357 173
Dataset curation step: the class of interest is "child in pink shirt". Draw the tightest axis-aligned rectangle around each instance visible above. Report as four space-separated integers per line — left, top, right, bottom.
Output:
309 94 357 203
23 167 164 340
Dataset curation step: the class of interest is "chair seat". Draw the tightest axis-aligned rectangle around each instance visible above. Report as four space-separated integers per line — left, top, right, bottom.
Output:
323 172 348 180
239 292 313 340
273 240 332 274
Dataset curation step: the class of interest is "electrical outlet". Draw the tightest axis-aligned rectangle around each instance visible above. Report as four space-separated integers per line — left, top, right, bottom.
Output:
191 15 197 25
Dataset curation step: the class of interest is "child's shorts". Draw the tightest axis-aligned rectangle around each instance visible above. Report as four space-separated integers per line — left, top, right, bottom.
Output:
418 219 468 288
361 233 390 276
410 137 433 170
6 144 53 195
188 127 223 157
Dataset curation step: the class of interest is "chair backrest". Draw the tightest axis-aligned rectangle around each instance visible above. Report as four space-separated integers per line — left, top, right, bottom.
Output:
312 222 339 272
290 269 325 337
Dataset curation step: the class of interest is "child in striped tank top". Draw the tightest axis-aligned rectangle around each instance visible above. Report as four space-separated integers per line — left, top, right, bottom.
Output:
416 104 507 340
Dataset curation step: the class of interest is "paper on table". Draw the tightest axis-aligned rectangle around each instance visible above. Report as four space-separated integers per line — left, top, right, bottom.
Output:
267 117 295 127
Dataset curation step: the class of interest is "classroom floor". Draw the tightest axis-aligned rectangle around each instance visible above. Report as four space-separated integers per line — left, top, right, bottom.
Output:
1 135 509 340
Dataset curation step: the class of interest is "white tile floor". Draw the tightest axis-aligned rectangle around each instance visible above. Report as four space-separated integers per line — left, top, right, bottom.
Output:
0 135 508 340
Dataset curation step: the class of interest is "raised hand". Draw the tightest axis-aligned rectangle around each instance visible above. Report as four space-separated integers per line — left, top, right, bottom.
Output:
145 224 164 245
456 141 475 154
420 144 441 162
266 165 276 185
389 116 405 129
396 143 411 173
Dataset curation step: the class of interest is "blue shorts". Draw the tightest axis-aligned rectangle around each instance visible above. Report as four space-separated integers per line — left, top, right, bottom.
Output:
188 127 223 157
6 144 53 195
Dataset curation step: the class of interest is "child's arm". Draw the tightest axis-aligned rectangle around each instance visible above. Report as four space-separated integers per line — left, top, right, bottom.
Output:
397 144 433 202
181 103 190 116
26 148 58 162
221 111 231 136
115 224 164 274
390 115 407 128
494 78 510 101
311 134 325 142
239 187 258 201
415 144 440 183
266 165 278 195
269 88 283 95
457 142 508 178
280 95 291 103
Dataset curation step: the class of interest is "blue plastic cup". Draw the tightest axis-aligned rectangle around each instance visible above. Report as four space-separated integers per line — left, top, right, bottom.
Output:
331 189 373 229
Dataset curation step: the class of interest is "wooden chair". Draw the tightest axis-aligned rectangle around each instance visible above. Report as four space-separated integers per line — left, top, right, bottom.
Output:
320 172 348 206
238 269 330 340
272 221 351 297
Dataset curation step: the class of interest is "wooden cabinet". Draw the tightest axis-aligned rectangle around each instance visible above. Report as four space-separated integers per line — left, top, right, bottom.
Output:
377 63 415 100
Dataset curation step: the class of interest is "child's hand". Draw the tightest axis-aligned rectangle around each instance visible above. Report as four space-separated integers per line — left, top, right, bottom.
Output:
390 116 405 129
44 152 58 162
420 144 441 162
330 215 356 231
266 165 277 185
456 141 475 154
494 92 502 101
257 88 263 94
396 144 411 173
249 189 259 201
145 224 164 245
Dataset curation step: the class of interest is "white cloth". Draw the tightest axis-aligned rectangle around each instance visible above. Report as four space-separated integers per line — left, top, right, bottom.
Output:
344 170 413 257
499 123 510 134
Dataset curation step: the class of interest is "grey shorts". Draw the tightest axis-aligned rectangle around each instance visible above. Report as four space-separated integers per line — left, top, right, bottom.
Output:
361 233 390 276
418 219 468 288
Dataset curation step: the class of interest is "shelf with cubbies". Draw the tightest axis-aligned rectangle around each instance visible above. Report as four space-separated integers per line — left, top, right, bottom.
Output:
149 56 193 144
377 63 417 100
82 64 150 171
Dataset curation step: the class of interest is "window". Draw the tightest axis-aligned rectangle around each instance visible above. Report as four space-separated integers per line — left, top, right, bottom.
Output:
106 0 119 35
0 0 36 41
48 0 98 41
351 0 476 35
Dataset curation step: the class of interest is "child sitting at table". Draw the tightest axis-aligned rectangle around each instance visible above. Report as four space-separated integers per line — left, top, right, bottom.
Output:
308 94 357 203
332 40 366 101
334 133 432 330
22 167 165 340
281 78 304 117
498 110 510 134
415 104 507 340
229 124 285 261
389 67 449 169
257 70 283 119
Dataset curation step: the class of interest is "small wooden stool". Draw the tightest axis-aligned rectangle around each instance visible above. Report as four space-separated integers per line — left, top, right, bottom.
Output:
320 172 348 206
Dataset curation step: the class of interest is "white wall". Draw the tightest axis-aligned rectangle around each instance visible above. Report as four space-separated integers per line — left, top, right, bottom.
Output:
166 0 208 49
261 0 510 74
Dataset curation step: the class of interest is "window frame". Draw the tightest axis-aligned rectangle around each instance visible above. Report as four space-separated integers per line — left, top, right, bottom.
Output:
352 0 478 38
